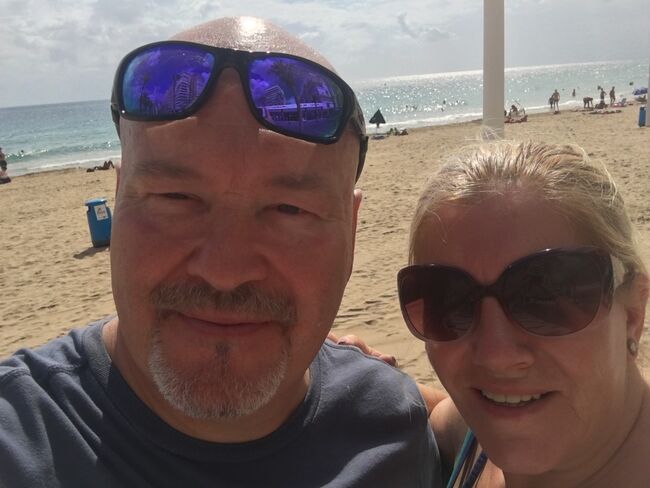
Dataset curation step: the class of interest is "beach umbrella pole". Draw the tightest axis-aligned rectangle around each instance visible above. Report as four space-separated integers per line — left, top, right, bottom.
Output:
483 0 505 138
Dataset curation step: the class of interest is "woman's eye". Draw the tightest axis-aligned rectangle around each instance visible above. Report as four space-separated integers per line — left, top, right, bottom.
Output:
277 204 303 215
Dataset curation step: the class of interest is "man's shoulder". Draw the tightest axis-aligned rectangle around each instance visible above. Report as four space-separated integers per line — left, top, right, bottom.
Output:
0 319 105 392
317 340 427 415
320 339 413 378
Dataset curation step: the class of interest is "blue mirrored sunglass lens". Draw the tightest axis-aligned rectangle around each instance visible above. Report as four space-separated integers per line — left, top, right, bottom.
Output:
249 57 345 138
122 46 215 117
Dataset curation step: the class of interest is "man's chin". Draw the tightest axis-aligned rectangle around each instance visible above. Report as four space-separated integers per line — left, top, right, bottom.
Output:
147 334 290 419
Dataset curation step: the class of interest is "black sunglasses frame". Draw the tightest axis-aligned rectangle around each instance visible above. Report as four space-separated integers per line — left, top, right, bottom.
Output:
398 247 618 342
110 40 368 180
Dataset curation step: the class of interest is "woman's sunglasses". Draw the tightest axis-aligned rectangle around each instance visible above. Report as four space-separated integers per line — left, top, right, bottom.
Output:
110 41 368 179
398 247 623 342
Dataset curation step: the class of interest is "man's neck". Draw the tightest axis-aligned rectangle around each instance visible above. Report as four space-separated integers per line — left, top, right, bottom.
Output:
102 317 311 443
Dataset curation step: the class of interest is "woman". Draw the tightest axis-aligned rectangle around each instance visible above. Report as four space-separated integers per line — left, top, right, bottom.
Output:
397 141 649 486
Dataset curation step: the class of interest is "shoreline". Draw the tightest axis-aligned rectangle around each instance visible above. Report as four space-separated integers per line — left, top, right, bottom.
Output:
5 97 644 178
1 103 648 388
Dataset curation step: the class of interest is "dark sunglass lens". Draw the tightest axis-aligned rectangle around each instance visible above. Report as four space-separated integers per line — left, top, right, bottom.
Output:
122 45 215 117
504 252 605 336
249 57 346 139
399 267 476 341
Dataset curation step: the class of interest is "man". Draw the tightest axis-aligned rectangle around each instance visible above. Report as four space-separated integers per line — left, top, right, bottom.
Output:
0 17 441 487
609 86 616 105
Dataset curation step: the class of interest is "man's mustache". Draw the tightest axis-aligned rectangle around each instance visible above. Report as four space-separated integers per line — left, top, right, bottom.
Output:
151 282 297 326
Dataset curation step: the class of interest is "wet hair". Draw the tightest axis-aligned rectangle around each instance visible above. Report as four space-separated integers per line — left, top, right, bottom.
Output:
409 140 647 279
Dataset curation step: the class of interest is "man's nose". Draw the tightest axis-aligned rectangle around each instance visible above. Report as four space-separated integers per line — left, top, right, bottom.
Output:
185 211 270 291
469 297 535 376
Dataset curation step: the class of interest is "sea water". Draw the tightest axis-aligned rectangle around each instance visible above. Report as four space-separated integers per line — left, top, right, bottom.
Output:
0 59 647 176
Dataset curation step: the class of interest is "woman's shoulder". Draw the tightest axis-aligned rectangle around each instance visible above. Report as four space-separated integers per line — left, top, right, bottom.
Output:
430 397 468 465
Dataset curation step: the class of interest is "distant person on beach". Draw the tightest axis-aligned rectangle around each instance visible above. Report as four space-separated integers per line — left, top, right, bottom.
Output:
0 148 10 184
572 88 576 97
0 17 441 487
551 89 560 111
610 86 616 104
601 87 607 104
86 160 115 172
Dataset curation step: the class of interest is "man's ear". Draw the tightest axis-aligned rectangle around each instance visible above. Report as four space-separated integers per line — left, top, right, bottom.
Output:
346 189 363 280
623 273 649 343
351 189 362 248
114 159 124 199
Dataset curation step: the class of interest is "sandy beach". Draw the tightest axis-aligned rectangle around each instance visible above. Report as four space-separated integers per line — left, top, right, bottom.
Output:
1 104 648 390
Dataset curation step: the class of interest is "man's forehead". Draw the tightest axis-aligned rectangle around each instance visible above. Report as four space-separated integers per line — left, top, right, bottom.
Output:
170 17 335 72
121 123 359 187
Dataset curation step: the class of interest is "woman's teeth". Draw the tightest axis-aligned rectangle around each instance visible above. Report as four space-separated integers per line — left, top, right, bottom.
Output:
481 390 543 406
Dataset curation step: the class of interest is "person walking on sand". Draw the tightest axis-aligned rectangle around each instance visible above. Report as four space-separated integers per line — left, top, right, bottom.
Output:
610 86 616 105
551 89 560 111
0 17 442 487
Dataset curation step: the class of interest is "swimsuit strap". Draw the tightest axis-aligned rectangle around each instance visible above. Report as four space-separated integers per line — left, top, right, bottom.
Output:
446 430 489 488
461 451 488 488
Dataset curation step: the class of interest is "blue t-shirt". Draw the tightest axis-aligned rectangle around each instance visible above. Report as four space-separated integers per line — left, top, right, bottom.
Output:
0 319 441 487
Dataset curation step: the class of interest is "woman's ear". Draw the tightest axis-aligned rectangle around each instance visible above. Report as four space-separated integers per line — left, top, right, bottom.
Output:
622 273 649 343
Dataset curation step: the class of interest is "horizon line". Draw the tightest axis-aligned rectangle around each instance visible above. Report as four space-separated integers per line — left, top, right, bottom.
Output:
1 57 647 110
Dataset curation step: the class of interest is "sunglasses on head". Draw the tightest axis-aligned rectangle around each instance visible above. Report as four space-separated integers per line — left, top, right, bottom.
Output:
110 41 368 180
398 247 624 342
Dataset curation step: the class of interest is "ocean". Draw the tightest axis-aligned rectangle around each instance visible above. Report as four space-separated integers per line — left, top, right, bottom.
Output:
0 59 647 176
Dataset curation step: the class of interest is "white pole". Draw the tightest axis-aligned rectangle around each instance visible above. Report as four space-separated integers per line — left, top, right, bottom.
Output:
646 61 649 126
483 0 505 138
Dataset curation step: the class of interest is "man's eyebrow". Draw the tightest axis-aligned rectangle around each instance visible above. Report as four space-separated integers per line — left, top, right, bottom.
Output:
130 160 201 180
269 172 327 191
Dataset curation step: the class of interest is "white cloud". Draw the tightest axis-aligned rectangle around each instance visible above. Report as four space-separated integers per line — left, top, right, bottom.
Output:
397 12 452 42
0 0 647 107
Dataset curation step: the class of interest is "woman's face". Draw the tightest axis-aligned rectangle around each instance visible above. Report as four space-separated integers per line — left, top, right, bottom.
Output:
413 192 639 475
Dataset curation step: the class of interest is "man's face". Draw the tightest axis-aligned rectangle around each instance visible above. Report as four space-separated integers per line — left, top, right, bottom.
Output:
109 65 361 424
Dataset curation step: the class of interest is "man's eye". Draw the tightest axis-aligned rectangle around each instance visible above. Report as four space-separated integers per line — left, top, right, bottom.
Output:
160 193 190 200
277 204 303 215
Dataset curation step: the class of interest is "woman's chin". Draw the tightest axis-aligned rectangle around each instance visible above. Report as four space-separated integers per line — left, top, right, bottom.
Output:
485 446 559 476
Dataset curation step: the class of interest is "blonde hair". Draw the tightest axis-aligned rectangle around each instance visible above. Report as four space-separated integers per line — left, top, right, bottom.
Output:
409 140 647 278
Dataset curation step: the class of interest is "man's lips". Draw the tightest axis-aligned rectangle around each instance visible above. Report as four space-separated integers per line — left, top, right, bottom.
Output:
165 309 276 336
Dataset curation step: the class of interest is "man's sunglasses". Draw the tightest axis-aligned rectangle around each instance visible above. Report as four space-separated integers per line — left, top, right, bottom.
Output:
110 41 368 180
398 247 624 342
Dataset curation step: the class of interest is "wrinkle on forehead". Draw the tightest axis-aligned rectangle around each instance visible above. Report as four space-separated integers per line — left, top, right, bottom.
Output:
170 16 335 72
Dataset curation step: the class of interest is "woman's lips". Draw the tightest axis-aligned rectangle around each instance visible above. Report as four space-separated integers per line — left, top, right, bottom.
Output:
480 390 546 407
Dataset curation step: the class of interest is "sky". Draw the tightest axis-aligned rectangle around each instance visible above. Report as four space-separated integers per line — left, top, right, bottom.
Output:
0 0 648 107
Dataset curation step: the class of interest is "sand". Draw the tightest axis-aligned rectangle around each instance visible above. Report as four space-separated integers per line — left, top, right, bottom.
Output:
1 105 648 390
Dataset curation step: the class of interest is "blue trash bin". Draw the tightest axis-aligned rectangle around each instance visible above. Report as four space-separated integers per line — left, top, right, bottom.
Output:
639 106 646 127
85 198 112 247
